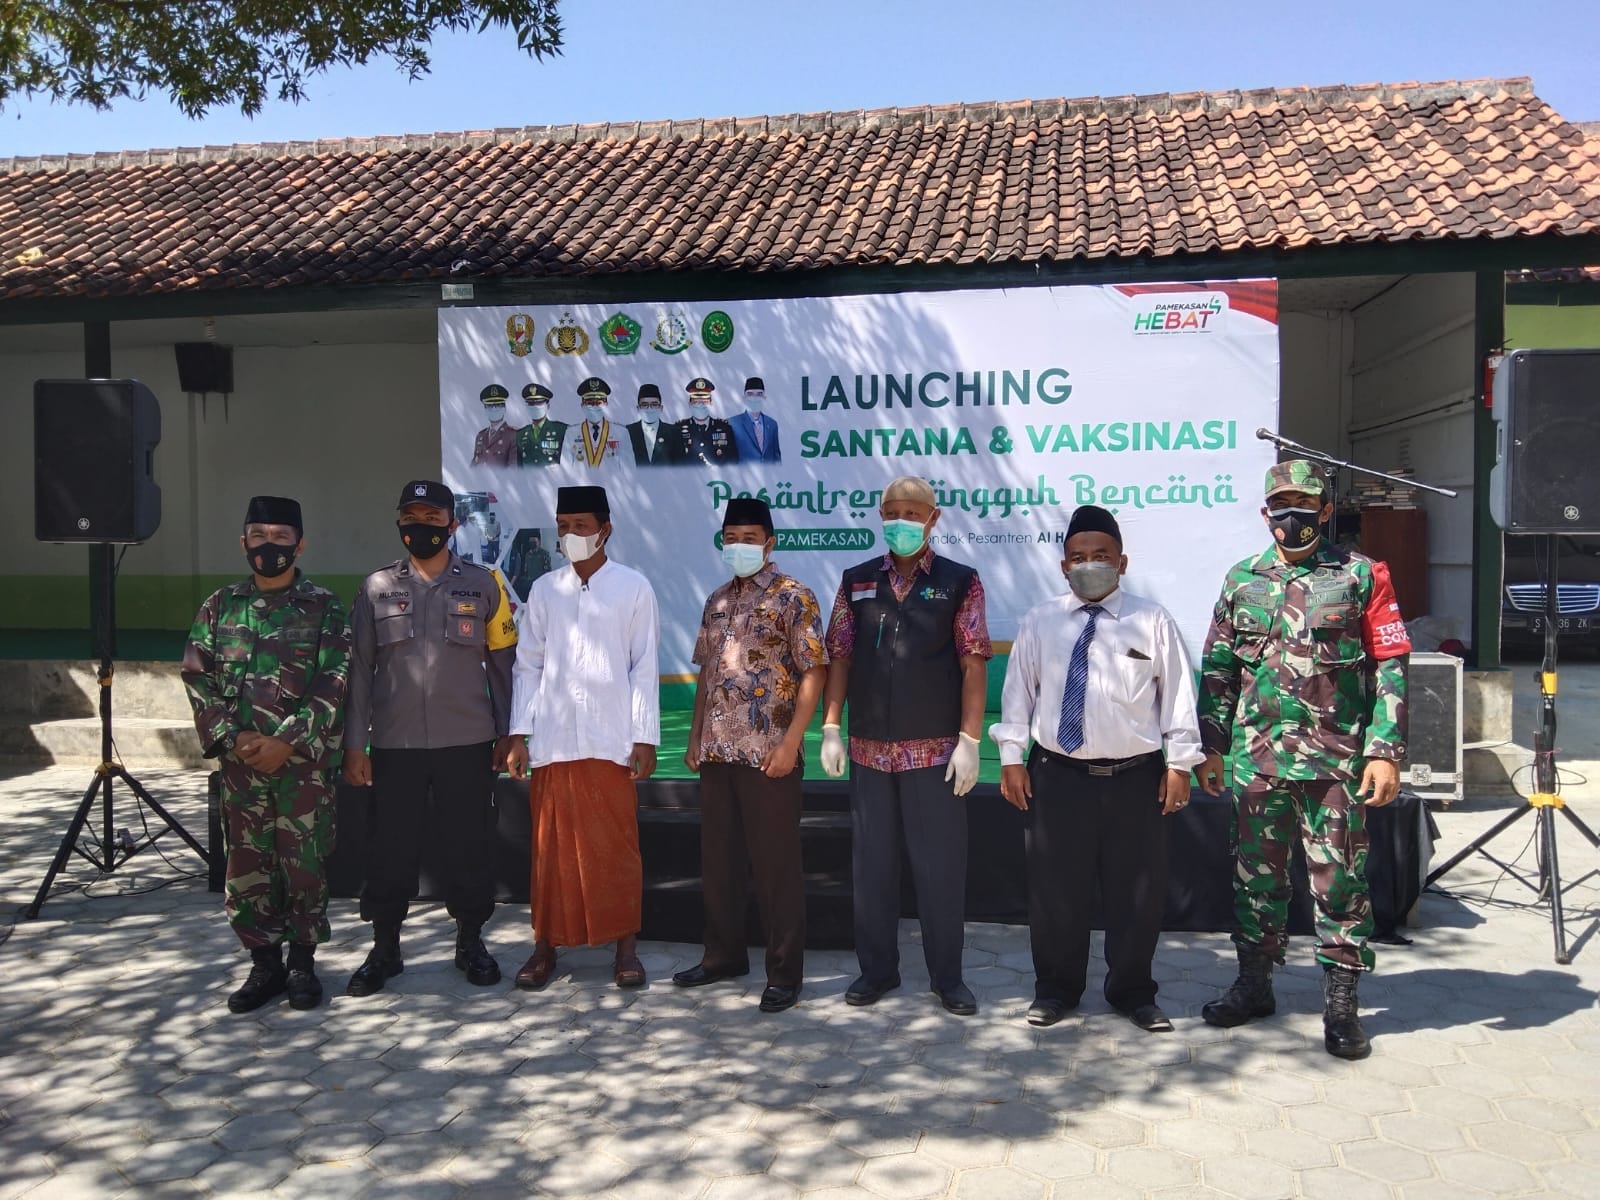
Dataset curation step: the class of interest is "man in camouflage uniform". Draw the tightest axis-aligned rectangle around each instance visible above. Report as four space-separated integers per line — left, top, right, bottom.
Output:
1196 460 1410 1059
182 496 351 1013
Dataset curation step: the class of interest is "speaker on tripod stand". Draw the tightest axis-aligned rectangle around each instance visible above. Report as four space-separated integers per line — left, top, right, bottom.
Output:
1431 350 1600 963
27 378 211 918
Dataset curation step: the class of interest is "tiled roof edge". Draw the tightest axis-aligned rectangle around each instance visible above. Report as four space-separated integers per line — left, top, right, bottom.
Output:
0 76 1538 175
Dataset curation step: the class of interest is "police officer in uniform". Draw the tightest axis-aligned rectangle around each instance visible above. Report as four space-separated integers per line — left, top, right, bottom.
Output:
1197 460 1410 1059
182 496 351 1012
343 480 521 996
472 384 519 467
516 383 568 467
675 378 740 465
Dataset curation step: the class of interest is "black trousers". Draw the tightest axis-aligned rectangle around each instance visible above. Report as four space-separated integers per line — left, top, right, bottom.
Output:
851 762 967 991
1026 749 1167 1010
698 763 805 987
361 742 496 930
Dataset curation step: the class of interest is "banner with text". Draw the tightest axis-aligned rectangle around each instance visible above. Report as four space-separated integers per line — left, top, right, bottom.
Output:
438 281 1279 673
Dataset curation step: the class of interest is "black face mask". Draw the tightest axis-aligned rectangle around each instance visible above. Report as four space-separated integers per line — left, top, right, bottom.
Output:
400 522 450 560
1268 507 1323 552
246 541 298 579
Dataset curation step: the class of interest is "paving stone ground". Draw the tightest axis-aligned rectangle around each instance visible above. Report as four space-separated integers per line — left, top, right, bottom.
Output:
1 764 1597 1199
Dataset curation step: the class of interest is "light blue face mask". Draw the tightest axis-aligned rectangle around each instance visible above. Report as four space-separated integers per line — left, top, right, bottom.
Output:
882 518 928 557
722 542 767 578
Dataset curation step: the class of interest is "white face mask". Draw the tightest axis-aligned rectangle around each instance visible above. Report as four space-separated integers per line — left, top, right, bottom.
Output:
638 405 662 426
583 403 606 426
691 399 712 418
744 394 765 413
561 531 603 563
528 403 549 422
486 407 505 426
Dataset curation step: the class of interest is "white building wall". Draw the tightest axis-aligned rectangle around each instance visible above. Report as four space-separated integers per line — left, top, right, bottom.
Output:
1347 273 1477 636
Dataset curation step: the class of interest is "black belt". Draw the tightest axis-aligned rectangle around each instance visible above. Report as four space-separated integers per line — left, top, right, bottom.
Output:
1030 747 1163 777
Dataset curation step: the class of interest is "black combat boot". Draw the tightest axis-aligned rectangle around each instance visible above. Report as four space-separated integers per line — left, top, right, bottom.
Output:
346 925 404 997
1322 965 1371 1060
228 944 288 1013
1201 944 1277 1027
454 923 502 986
285 943 323 1011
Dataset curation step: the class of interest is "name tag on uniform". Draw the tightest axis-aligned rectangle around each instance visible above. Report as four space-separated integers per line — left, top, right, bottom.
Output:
852 582 877 602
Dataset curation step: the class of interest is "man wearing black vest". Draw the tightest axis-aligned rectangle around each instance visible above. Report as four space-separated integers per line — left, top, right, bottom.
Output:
820 476 992 1015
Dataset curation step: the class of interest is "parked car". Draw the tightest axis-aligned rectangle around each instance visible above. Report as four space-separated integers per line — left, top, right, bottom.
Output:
1501 535 1600 654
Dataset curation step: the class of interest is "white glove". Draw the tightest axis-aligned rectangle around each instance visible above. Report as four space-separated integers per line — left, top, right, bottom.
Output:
820 725 847 778
946 732 981 797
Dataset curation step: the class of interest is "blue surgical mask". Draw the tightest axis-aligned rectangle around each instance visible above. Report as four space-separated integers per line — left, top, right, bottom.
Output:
882 518 928 557
722 542 766 578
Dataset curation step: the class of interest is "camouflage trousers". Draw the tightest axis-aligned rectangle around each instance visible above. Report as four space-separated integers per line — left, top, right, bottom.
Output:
1231 776 1375 972
219 760 336 950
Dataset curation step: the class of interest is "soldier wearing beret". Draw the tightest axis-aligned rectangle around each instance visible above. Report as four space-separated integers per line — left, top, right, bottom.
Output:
626 383 677 466
472 384 519 467
571 377 620 467
1197 459 1411 1059
516 383 568 468
675 378 740 465
181 496 351 1012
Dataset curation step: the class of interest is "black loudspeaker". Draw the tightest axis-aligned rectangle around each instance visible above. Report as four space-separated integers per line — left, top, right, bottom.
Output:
1400 652 1463 804
34 379 162 543
1491 348 1600 534
174 342 233 393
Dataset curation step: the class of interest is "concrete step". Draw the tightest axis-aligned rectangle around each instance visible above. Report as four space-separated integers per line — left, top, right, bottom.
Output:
0 716 207 770
0 660 191 722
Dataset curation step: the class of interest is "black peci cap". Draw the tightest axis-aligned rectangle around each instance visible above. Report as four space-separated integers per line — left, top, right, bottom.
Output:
244 496 302 533
723 497 773 535
1066 504 1122 547
556 485 609 521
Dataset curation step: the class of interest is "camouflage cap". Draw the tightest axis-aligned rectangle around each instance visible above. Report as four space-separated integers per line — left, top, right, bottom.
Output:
1264 459 1325 500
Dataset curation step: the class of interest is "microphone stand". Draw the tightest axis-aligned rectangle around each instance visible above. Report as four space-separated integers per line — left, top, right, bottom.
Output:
1254 428 1459 508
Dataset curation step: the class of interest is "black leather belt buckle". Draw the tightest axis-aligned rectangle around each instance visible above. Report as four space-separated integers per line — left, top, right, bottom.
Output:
1086 763 1115 777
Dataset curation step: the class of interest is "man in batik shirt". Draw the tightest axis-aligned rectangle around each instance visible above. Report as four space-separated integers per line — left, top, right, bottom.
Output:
678 497 826 1012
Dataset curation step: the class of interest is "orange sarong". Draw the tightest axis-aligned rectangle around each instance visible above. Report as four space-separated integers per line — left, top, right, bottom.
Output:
528 759 643 947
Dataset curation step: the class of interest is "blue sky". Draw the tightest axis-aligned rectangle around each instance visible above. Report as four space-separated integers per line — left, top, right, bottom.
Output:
7 0 1597 156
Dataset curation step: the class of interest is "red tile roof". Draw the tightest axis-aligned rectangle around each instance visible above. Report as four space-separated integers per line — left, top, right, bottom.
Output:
2 78 1598 301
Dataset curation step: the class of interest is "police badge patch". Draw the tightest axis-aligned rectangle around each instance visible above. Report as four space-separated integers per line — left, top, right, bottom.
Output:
599 312 642 355
650 311 693 355
701 310 735 353
545 312 590 356
506 314 535 357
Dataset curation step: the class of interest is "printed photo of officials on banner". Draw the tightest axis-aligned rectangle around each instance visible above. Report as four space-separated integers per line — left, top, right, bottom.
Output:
437 285 1281 669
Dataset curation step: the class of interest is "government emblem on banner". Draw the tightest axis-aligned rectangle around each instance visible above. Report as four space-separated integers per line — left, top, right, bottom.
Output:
505 314 535 357
545 312 590 356
599 312 642 355
701 310 735 353
650 311 693 355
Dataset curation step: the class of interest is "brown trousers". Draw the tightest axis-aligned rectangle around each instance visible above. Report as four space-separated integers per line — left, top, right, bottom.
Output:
698 762 806 987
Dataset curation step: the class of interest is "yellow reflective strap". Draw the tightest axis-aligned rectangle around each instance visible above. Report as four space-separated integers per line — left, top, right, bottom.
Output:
485 569 519 651
1529 792 1565 809
1541 672 1558 696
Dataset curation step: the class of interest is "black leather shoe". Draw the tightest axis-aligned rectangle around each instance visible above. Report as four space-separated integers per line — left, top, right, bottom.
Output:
285 944 323 1011
1128 1003 1173 1032
844 974 901 1006
346 937 404 998
229 946 287 1013
672 963 751 988
454 924 501 987
933 982 978 1016
759 985 800 1013
1026 998 1072 1027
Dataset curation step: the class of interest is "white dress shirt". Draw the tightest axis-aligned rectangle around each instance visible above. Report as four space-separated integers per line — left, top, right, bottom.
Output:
990 585 1204 770
510 558 660 768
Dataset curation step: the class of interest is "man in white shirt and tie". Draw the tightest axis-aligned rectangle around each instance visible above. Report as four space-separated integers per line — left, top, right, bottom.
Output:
505 485 661 990
991 505 1203 1033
